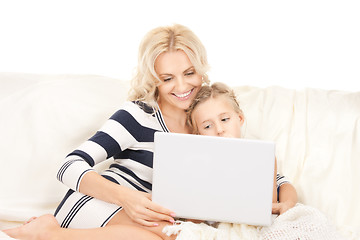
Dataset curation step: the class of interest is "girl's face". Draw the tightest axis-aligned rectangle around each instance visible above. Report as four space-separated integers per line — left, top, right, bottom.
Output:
192 96 244 138
155 50 202 112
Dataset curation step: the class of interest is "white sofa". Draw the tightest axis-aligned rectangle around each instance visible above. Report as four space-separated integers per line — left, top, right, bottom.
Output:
0 73 359 239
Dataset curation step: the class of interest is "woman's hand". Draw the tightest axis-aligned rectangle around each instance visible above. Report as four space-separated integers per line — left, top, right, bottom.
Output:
78 172 175 227
119 187 176 227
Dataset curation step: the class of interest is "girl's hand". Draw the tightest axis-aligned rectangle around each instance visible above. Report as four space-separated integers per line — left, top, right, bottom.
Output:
272 201 296 215
119 187 176 227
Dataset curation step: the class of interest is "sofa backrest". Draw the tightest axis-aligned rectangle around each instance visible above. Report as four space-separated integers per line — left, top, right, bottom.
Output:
0 73 359 237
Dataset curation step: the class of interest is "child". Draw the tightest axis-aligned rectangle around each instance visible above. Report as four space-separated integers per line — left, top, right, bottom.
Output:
186 82 297 214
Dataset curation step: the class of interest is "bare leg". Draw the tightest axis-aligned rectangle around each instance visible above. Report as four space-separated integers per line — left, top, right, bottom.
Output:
3 213 176 240
3 214 61 240
106 209 175 240
3 214 166 240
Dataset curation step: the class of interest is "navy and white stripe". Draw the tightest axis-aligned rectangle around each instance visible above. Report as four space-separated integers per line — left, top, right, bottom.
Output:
60 195 93 228
56 101 164 192
55 101 167 228
57 159 85 183
155 109 168 132
276 173 289 188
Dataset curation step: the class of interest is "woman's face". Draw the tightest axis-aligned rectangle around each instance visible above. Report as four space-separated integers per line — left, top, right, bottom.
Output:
155 50 202 112
192 96 244 138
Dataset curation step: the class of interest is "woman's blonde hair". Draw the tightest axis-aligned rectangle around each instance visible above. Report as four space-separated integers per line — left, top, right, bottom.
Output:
186 82 244 134
128 24 210 106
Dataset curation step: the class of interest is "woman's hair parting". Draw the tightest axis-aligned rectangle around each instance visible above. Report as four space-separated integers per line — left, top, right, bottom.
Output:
128 23 210 106
186 82 244 133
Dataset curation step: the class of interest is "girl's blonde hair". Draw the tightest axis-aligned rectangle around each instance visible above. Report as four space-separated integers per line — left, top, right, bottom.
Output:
186 82 244 134
128 24 210 106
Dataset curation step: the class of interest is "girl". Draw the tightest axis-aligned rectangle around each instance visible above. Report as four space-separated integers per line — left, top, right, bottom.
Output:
186 82 298 214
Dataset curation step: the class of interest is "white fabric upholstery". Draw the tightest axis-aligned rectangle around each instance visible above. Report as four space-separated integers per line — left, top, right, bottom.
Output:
0 73 358 239
0 73 129 223
234 85 360 239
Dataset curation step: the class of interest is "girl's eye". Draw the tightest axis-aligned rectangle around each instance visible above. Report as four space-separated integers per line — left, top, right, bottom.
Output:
163 77 172 82
204 124 212 130
222 117 230 122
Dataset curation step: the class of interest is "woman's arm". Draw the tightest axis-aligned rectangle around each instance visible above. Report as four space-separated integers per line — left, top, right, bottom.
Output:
57 103 175 226
79 171 175 226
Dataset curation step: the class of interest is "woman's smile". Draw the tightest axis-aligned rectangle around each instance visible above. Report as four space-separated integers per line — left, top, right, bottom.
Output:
172 88 194 100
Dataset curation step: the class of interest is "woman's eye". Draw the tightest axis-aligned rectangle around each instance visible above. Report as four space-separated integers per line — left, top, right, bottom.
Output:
222 117 230 122
185 71 194 76
163 77 172 82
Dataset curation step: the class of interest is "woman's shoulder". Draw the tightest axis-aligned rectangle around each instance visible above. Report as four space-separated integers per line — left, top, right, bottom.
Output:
131 101 156 114
109 101 162 131
111 101 157 119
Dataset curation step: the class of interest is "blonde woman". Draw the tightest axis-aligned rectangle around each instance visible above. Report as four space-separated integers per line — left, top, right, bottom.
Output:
4 24 209 240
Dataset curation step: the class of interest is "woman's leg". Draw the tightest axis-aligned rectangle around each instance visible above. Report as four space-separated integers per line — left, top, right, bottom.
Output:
3 214 168 240
10 183 176 240
55 190 123 229
55 189 175 239
106 209 175 240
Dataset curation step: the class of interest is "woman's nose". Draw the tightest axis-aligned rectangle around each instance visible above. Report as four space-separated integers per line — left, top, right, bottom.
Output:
175 76 187 91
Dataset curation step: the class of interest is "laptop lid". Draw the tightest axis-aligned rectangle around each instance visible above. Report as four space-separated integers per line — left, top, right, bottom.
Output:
152 132 275 226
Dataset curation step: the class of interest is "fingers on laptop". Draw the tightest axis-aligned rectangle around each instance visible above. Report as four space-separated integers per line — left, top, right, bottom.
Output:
147 202 176 224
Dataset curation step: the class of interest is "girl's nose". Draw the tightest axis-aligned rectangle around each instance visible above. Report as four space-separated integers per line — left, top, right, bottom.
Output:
215 122 225 136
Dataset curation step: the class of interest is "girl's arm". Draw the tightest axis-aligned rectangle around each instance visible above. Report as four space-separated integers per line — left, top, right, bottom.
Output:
272 182 298 215
272 159 278 203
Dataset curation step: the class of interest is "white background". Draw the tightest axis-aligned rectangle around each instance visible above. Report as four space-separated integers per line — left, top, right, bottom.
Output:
1 0 359 92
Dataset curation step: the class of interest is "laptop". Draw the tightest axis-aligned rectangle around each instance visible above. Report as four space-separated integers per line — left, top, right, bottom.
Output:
152 132 275 226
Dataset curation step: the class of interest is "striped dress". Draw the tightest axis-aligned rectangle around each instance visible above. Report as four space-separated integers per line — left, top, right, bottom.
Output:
54 101 168 228
54 101 289 228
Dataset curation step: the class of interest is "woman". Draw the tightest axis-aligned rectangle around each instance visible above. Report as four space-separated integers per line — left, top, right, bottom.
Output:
4 23 209 240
